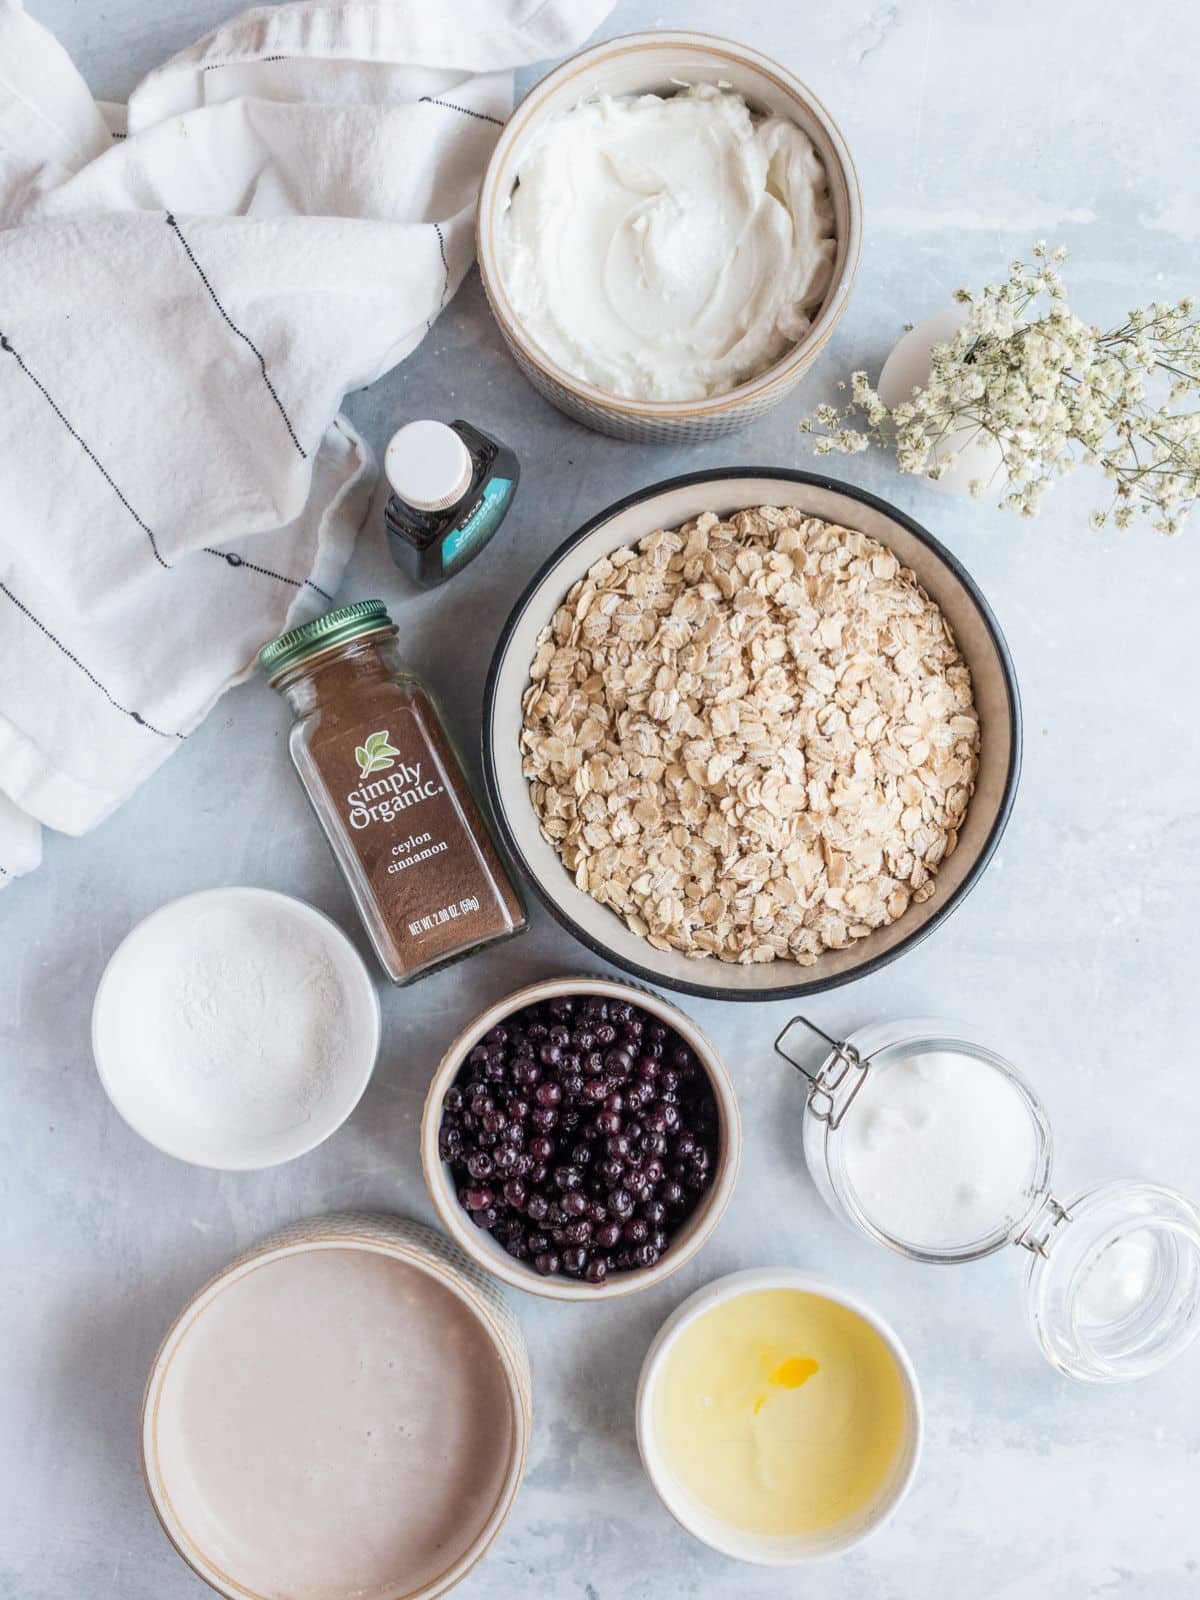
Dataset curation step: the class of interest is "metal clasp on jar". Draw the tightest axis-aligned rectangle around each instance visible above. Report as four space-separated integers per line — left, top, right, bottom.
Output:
775 1016 872 1131
1013 1193 1073 1257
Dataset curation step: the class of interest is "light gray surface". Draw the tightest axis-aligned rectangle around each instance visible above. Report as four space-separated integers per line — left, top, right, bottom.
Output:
3 1 1198 1597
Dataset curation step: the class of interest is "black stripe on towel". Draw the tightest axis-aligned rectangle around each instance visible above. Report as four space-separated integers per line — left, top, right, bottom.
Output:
203 547 333 604
432 222 450 308
418 95 503 128
203 54 286 72
0 333 171 569
165 213 308 461
0 582 186 740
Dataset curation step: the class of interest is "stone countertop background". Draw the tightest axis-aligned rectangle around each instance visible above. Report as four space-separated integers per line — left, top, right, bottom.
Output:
3 1 1199 1596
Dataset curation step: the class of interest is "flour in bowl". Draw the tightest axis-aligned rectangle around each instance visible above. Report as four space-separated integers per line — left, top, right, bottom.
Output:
116 898 356 1140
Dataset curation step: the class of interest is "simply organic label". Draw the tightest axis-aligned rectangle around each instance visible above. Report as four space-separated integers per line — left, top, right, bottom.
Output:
345 736 446 831
304 694 519 982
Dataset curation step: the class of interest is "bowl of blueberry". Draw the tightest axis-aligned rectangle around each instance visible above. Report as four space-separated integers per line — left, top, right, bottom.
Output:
421 977 742 1299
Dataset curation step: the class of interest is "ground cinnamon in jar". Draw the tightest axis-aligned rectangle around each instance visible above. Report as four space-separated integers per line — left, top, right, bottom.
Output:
260 601 525 985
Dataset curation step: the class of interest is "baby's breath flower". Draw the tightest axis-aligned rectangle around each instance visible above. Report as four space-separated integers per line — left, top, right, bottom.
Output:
799 244 1200 534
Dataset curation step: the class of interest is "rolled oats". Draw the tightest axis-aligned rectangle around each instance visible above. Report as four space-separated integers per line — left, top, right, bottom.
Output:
520 508 981 966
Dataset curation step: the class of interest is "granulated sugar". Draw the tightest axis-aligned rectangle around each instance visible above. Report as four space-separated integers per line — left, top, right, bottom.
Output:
842 1050 1041 1252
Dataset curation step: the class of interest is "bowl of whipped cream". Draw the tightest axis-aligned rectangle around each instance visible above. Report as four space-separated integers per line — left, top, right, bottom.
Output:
478 30 862 442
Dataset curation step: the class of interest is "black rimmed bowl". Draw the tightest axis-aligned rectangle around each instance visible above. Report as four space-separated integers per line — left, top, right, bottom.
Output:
483 470 1021 1002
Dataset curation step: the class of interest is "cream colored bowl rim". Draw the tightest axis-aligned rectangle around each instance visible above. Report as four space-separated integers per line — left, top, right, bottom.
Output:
635 1267 924 1564
476 28 863 418
140 1218 530 1600
421 975 743 1302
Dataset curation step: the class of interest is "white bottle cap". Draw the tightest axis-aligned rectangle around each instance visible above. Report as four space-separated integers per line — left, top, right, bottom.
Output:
384 420 473 512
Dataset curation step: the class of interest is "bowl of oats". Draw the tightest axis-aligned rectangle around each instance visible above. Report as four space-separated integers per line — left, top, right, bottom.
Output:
484 470 1020 1001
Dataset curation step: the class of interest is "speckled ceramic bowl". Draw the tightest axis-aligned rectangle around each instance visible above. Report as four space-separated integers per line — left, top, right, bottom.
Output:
483 469 1022 1002
421 976 742 1301
142 1214 531 1600
476 30 863 443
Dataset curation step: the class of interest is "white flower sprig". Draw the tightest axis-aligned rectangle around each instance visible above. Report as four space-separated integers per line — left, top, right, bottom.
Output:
799 244 1200 533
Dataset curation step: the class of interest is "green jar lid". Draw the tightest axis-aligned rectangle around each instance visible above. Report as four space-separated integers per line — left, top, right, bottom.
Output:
259 599 393 680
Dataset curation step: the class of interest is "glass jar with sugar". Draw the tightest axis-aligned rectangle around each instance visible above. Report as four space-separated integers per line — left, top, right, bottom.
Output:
776 1016 1200 1384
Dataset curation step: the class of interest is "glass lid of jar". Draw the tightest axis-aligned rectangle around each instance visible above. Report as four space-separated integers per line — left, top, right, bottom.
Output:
777 1016 1200 1383
1022 1180 1200 1383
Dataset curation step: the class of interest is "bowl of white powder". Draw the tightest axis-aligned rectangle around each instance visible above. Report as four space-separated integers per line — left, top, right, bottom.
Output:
92 887 380 1169
477 30 862 442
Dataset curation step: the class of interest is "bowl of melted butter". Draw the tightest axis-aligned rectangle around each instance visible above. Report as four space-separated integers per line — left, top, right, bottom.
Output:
636 1268 922 1561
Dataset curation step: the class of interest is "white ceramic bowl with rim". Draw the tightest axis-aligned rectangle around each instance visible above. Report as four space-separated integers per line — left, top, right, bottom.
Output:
92 887 380 1169
476 30 863 443
142 1214 532 1600
483 468 1022 1003
636 1267 923 1562
420 975 742 1302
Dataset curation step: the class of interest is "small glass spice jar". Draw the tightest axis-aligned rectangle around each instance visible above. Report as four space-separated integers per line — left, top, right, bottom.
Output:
777 1016 1200 1383
260 600 526 985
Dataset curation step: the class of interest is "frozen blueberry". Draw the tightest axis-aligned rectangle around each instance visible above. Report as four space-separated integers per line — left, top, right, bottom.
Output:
440 992 719 1287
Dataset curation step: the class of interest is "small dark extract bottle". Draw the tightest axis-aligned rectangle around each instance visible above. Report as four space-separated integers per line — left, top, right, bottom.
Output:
382 419 519 588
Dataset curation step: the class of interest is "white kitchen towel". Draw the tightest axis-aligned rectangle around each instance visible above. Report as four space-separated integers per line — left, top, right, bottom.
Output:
0 0 610 889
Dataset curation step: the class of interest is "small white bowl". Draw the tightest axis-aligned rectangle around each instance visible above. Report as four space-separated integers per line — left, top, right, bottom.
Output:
92 887 380 1169
477 30 863 443
421 976 742 1301
636 1268 923 1562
